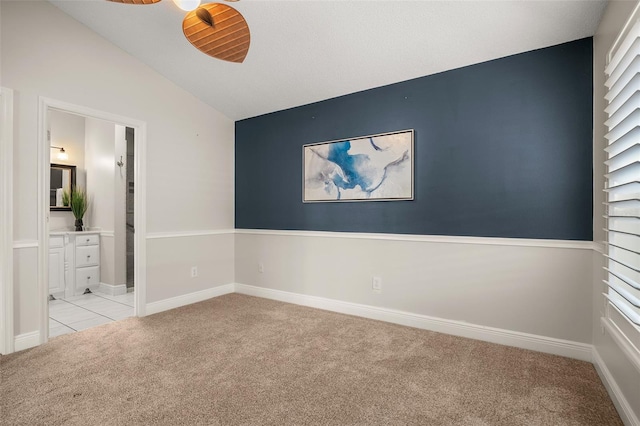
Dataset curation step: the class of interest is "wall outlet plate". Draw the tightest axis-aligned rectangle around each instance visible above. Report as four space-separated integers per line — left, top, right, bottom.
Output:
191 266 198 278
372 276 382 293
258 262 264 273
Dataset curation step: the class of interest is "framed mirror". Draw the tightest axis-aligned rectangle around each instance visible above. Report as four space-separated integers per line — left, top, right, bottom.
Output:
50 163 76 211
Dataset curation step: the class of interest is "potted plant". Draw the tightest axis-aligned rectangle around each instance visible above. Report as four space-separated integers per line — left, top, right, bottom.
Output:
70 187 88 231
62 189 70 207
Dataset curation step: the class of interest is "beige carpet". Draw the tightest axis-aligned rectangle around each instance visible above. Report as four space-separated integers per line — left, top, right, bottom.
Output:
0 294 621 425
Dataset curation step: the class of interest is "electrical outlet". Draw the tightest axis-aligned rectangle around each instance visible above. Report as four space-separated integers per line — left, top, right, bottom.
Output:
191 266 198 278
258 262 264 273
372 276 382 293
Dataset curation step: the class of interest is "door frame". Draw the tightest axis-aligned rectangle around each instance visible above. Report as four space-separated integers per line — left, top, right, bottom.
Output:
37 97 148 345
1 87 14 355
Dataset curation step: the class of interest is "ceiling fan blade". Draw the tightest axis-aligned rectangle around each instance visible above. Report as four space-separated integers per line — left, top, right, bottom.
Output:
107 0 162 4
183 3 250 63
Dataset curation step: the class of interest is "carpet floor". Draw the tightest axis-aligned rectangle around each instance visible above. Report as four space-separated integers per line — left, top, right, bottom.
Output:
0 294 622 425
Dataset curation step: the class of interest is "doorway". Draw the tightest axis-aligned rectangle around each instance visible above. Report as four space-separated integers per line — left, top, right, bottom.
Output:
38 97 147 344
48 114 136 336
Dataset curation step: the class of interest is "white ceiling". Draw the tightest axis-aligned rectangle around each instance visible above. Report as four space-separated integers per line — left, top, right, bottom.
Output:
49 0 607 121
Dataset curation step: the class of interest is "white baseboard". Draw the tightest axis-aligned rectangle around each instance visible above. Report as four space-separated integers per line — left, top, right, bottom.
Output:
593 347 640 426
14 331 40 352
90 281 592 362
98 282 127 296
234 283 593 362
145 284 235 316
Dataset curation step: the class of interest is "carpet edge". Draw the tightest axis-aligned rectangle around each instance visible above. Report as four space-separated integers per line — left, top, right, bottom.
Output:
234 283 593 362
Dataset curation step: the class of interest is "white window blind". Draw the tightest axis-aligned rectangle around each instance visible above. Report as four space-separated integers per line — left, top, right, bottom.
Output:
604 18 640 363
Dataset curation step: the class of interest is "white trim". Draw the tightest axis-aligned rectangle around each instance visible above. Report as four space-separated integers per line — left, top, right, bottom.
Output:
100 231 115 238
37 97 48 345
14 331 41 352
146 229 235 239
145 284 235 316
234 283 593 361
593 347 640 426
234 229 596 250
12 240 39 250
1 87 14 355
602 315 640 374
134 119 147 317
607 2 640 67
98 282 127 296
38 97 148 336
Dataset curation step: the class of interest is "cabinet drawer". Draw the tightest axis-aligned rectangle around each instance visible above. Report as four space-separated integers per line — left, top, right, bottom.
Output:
75 266 99 289
50 235 64 249
76 245 99 267
76 234 99 246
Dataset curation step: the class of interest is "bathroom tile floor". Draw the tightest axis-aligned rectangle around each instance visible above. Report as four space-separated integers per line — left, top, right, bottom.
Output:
49 291 135 338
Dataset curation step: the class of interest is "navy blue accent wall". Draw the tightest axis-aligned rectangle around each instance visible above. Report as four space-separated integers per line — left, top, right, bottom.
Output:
235 38 593 240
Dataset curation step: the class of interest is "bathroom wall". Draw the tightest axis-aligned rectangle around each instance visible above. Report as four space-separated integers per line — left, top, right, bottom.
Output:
49 112 127 290
85 117 115 233
84 118 127 288
114 125 127 288
125 127 134 289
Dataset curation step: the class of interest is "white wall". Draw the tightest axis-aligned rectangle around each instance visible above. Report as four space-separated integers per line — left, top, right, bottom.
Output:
49 109 85 173
49 109 86 231
85 117 115 232
235 232 593 344
593 0 640 423
85 117 117 285
2 0 235 336
148 233 234 302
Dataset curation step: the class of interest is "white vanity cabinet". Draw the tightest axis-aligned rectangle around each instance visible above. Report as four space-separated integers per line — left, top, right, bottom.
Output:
48 231 101 298
48 235 66 297
73 233 100 295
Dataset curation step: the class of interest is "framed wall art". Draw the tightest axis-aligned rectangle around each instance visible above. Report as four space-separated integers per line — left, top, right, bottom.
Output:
303 129 414 202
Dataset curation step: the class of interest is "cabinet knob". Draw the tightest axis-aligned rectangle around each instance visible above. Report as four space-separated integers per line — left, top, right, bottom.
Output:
87 276 91 280
87 255 91 259
86 239 90 242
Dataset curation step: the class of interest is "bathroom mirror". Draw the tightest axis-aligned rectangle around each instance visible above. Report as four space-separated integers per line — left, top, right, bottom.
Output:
50 163 76 211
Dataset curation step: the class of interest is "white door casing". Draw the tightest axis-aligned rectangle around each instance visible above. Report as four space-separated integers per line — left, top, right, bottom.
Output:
0 87 15 355
36 97 147 348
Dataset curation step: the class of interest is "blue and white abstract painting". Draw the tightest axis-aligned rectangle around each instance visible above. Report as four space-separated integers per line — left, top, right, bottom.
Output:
303 130 413 202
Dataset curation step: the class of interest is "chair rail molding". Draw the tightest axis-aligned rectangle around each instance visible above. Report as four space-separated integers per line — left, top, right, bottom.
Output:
234 228 597 250
146 229 235 239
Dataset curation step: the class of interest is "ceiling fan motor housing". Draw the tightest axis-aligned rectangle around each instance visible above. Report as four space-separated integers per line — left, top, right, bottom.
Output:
196 7 214 27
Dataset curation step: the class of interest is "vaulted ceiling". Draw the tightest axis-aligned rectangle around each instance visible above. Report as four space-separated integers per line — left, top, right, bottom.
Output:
49 0 607 121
